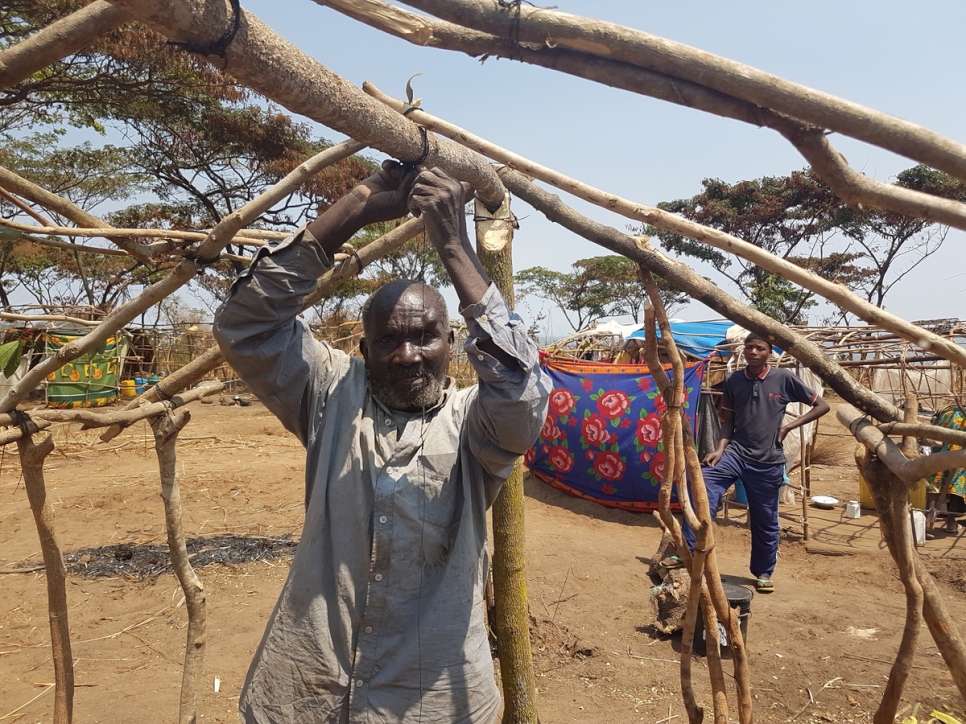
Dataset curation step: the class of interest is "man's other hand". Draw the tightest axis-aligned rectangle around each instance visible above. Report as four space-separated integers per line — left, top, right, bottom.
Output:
355 160 420 227
702 449 723 467
778 425 791 444
407 167 467 252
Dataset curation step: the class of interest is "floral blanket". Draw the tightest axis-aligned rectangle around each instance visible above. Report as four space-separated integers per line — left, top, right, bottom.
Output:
526 357 705 511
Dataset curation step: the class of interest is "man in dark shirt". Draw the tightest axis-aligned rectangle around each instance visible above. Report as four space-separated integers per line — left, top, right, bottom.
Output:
679 333 830 592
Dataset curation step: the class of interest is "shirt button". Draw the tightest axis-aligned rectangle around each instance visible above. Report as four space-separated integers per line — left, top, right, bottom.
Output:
479 314 488 322
477 354 485 361
379 515 388 524
356 679 364 687
384 418 392 426
374 573 383 581
364 626 373 634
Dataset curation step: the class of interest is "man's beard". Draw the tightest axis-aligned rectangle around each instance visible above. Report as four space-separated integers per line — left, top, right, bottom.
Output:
370 365 447 412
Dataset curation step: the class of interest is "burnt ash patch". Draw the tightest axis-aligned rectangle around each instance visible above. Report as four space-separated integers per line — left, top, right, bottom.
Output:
64 534 298 579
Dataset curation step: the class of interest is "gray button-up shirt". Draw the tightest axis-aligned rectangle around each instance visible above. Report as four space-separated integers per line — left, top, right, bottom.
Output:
213 229 550 724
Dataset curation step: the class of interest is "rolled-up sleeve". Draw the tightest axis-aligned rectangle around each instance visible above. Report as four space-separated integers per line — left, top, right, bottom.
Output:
212 227 337 445
463 285 551 502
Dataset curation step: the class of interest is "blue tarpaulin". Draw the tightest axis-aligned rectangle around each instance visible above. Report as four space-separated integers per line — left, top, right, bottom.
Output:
625 320 782 358
625 320 732 358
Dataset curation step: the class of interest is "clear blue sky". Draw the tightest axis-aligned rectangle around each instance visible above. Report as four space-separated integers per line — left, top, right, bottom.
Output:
244 0 966 337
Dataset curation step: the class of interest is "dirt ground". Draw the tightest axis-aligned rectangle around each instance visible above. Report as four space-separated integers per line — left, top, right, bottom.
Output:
2 399 966 723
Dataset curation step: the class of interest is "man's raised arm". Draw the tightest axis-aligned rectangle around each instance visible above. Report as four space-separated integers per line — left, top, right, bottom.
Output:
213 162 416 440
408 167 551 496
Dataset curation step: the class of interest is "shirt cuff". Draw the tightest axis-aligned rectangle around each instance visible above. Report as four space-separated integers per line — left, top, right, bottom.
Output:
236 225 333 281
462 284 538 377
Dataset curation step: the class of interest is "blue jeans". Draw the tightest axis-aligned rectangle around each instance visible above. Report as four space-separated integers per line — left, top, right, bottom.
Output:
682 452 785 579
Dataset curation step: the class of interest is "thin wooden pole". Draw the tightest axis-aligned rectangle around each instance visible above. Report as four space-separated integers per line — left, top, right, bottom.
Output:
475 193 539 723
151 410 206 724
798 364 810 542
641 270 749 723
18 432 72 723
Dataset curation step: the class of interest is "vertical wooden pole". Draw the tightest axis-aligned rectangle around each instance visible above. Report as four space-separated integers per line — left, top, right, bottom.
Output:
475 194 539 723
18 432 73 723
151 410 207 724
799 421 809 542
797 364 810 542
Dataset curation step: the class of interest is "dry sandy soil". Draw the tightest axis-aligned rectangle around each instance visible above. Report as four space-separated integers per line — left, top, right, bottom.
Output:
2 399 966 723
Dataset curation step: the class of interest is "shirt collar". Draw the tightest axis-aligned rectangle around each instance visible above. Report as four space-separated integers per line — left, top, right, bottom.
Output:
743 364 771 380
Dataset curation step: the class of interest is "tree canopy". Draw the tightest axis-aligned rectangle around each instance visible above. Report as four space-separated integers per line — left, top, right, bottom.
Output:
0 1 443 318
516 255 688 331
649 166 966 324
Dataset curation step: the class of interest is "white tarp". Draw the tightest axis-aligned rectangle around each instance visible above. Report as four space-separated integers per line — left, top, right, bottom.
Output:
781 366 824 472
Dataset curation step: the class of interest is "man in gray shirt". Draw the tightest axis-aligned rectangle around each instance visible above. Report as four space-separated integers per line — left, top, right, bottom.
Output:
678 334 829 593
214 162 551 723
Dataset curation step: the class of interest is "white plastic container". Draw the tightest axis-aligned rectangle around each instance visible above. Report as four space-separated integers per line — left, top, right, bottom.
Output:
845 500 861 519
911 509 927 547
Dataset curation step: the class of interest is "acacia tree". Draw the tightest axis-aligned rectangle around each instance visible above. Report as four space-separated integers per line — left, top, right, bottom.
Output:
652 166 965 324
0 1 379 312
516 255 687 331
850 165 966 308
650 169 847 324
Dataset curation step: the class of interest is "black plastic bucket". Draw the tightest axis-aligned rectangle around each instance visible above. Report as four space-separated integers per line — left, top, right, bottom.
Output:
694 582 753 658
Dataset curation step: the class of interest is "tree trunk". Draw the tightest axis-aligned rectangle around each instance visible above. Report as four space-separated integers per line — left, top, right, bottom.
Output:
475 195 539 723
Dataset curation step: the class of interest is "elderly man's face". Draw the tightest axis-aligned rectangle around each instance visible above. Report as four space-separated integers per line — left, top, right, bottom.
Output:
360 286 454 412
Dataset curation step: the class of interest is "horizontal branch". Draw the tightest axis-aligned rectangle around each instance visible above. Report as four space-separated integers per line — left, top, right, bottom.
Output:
400 0 966 181
0 1 130 90
0 141 365 413
0 219 279 247
838 404 966 483
16 233 133 257
0 166 153 263
323 0 966 233
0 311 100 326
363 83 966 371
0 383 222 446
876 421 966 448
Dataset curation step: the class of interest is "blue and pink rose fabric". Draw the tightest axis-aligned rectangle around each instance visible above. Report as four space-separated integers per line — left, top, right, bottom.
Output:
526 357 705 511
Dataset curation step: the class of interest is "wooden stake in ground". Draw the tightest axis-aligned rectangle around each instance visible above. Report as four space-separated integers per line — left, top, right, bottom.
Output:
150 409 206 724
17 431 73 723
854 448 923 724
474 191 539 723
840 405 966 704
640 268 753 723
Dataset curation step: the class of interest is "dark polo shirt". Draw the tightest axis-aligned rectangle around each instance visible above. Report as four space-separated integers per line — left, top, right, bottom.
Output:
722 365 818 466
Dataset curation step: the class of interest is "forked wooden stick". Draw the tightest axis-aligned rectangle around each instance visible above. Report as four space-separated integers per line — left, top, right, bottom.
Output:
17 432 72 723
151 410 206 724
